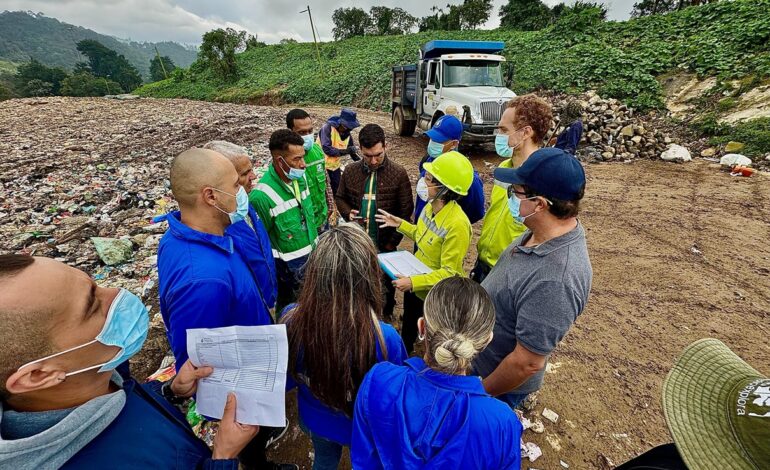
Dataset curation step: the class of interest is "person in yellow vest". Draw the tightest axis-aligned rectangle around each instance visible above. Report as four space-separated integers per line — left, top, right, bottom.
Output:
286 108 339 230
472 94 554 284
376 151 473 353
317 108 361 195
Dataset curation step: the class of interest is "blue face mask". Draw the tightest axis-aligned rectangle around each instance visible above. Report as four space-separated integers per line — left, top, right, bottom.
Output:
508 194 535 224
427 140 446 159
280 157 306 181
17 289 149 377
495 134 514 158
301 134 315 151
212 186 249 224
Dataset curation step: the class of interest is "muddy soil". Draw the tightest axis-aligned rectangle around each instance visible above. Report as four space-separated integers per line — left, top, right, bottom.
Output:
1 98 768 469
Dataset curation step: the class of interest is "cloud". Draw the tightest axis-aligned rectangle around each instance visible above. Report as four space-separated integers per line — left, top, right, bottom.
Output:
1 0 636 44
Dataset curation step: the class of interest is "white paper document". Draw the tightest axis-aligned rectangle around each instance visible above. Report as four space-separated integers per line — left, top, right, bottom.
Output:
186 324 288 427
378 250 432 280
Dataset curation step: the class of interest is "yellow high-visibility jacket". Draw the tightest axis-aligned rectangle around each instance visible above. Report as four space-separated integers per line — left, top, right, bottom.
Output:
477 159 527 268
398 200 471 299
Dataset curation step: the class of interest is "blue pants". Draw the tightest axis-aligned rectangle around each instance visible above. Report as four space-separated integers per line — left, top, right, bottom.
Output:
499 391 530 410
300 420 344 470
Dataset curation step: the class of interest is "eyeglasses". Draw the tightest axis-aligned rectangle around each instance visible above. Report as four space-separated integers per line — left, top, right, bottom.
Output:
507 185 553 205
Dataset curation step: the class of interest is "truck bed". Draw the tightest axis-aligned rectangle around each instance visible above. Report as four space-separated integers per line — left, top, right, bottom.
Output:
391 65 417 109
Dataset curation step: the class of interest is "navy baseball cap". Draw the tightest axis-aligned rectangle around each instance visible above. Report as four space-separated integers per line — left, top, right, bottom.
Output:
426 115 463 142
494 147 586 200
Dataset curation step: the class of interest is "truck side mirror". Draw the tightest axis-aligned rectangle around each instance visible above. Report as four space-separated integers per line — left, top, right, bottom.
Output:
506 63 514 88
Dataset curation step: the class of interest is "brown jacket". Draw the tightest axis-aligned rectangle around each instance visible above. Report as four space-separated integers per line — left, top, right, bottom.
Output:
335 157 414 252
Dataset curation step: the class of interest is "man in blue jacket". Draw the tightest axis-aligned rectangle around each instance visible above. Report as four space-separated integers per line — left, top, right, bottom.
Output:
157 148 292 470
0 254 258 468
414 115 485 224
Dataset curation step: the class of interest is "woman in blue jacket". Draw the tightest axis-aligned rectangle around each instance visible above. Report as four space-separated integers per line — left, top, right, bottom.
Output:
282 224 407 470
351 277 522 469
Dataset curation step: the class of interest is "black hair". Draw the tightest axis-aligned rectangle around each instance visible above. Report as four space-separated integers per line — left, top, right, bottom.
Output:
524 184 585 219
286 108 310 130
358 124 385 149
0 254 34 278
269 129 304 152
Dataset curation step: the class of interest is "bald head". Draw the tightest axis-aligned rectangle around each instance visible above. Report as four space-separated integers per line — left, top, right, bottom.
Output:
170 148 239 208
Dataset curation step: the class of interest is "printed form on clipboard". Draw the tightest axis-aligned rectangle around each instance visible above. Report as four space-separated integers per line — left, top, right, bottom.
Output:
378 251 432 280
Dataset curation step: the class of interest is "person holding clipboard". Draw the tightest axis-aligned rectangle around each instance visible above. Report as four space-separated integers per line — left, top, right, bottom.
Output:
376 151 473 353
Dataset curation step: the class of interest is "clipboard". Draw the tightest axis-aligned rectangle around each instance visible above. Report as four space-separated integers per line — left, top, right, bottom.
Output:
378 251 432 280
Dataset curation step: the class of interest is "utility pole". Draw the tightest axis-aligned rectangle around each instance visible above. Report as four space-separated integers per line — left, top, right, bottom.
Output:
300 5 322 71
154 45 169 79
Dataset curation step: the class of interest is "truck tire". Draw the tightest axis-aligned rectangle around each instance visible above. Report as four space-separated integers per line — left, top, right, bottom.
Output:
393 106 417 137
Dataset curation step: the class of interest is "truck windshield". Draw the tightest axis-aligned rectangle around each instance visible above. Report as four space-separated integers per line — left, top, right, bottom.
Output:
442 60 503 87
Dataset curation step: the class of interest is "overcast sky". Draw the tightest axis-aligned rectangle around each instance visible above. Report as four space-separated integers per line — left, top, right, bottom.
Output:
1 0 636 45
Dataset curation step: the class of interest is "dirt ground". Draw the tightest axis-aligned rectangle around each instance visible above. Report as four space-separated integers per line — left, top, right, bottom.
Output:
1 98 768 469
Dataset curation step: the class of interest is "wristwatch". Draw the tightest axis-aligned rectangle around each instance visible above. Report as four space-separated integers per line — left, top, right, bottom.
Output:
160 379 186 406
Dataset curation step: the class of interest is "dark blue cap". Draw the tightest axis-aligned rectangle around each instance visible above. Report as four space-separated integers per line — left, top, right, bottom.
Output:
425 115 463 142
339 108 360 129
494 147 586 200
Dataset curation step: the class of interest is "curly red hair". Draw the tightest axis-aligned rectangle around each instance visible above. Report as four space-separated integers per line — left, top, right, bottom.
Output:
506 94 553 143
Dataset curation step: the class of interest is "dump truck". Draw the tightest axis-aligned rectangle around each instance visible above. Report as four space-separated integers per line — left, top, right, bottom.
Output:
391 40 516 143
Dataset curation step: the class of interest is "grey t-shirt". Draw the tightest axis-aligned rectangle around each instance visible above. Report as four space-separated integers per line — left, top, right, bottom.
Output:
473 222 592 396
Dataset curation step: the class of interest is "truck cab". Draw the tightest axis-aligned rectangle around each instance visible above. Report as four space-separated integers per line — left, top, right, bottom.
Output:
392 40 516 143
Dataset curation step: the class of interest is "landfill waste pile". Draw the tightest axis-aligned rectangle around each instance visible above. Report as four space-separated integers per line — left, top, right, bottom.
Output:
0 96 284 377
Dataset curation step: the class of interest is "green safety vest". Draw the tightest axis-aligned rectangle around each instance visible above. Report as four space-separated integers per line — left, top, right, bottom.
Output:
249 165 318 262
304 143 328 230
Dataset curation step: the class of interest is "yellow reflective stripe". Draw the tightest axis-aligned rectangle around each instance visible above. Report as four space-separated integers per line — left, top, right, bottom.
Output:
255 183 283 206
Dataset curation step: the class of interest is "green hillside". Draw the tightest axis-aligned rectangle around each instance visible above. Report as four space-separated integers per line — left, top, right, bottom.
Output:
137 0 770 111
0 11 197 80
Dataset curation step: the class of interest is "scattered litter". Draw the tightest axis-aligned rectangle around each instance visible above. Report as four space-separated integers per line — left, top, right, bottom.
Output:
521 441 542 462
545 433 562 452
542 408 560 423
560 460 570 468
690 245 702 256
611 433 629 440
545 362 562 373
91 237 134 266
530 420 545 434
720 153 752 167
660 144 692 162
730 165 756 177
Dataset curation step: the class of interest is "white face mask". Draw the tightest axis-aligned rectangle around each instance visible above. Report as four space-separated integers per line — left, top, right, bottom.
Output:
416 177 430 201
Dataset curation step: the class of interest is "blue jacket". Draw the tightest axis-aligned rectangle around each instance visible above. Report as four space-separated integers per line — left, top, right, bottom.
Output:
415 155 485 224
352 357 522 470
284 310 407 446
554 120 583 155
64 379 236 469
158 208 276 368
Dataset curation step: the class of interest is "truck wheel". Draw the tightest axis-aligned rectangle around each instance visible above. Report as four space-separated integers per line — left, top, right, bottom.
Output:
393 106 417 137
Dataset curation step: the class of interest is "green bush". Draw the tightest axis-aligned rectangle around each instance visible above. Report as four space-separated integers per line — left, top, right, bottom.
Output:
61 72 122 96
708 118 770 159
136 0 770 112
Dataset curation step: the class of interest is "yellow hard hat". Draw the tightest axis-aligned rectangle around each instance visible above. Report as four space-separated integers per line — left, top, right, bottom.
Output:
423 151 473 196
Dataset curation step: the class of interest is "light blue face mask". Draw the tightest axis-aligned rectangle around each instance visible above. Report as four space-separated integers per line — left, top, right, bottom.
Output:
301 134 315 151
212 186 249 224
17 289 149 377
280 157 306 181
427 140 446 159
495 134 514 158
508 193 536 224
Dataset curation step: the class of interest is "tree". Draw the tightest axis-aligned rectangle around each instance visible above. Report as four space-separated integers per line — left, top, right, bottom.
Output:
367 6 418 35
332 7 372 40
630 0 718 17
499 0 553 31
551 1 608 21
0 83 11 101
198 28 250 81
14 59 68 95
419 5 463 31
61 72 122 96
460 0 494 29
149 55 176 82
76 40 142 92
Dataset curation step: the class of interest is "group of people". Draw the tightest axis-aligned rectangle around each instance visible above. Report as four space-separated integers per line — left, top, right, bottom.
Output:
0 94 765 470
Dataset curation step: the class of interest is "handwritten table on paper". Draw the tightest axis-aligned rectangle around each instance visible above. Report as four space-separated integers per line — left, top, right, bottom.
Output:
378 251 432 280
187 324 288 426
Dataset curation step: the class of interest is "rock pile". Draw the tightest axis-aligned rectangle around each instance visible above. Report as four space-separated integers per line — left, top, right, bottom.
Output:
550 91 678 163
